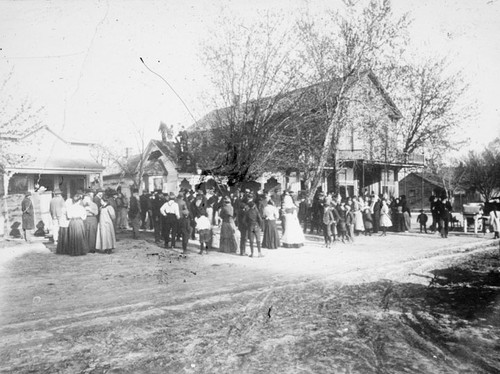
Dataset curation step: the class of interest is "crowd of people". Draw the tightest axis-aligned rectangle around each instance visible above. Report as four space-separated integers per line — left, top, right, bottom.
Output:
141 187 305 257
46 188 123 255
20 184 500 257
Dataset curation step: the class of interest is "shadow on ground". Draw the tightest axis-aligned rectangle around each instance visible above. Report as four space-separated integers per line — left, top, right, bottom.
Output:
1 238 499 374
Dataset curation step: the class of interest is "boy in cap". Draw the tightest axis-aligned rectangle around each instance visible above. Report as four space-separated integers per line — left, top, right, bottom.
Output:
195 210 211 254
417 209 428 233
178 210 192 254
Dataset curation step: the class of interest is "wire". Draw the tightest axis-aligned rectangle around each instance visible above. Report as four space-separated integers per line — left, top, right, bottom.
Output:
139 57 198 125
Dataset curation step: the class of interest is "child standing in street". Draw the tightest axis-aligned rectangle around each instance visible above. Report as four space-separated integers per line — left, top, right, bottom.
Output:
363 206 373 236
195 211 212 255
337 202 347 243
178 211 192 254
345 204 355 242
417 209 428 233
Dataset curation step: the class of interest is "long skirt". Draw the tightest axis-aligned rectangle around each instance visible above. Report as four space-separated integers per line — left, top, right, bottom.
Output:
281 214 305 248
403 212 411 231
380 214 392 228
262 219 280 249
67 218 88 256
354 210 365 232
219 220 238 253
84 216 98 253
56 227 69 254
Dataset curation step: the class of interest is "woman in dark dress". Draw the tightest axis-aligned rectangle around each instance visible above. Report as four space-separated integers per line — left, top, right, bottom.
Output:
83 195 99 253
218 196 238 253
56 199 71 254
262 200 280 249
66 194 88 256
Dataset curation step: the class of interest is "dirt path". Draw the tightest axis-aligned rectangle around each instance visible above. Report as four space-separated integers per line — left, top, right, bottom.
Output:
0 231 498 373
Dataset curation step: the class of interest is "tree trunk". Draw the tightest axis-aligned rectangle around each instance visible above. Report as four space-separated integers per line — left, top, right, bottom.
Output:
306 79 348 202
307 121 337 201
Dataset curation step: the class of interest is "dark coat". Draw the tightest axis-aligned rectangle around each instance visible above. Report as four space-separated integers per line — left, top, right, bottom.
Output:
21 197 35 230
438 200 452 220
128 196 141 219
245 207 262 229
363 210 373 230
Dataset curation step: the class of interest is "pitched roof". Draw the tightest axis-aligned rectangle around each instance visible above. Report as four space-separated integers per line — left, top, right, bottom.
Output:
3 126 104 173
189 70 402 131
404 172 447 188
103 139 177 178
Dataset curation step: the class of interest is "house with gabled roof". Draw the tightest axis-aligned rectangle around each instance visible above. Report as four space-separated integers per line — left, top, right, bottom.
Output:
102 137 201 197
0 125 104 237
188 70 424 197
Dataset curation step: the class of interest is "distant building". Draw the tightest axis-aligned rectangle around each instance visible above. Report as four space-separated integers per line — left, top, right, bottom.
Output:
102 139 200 197
0 126 104 236
398 172 481 211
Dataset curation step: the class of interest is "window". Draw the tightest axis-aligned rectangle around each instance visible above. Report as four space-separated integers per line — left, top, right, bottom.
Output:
153 177 163 191
409 189 416 198
8 174 30 194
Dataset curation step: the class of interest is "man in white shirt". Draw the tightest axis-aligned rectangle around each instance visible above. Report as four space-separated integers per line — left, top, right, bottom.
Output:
160 192 180 248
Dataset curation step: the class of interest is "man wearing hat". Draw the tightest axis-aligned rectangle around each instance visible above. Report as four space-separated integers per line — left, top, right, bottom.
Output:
160 192 180 248
49 188 65 244
94 188 104 210
21 191 35 242
151 190 165 243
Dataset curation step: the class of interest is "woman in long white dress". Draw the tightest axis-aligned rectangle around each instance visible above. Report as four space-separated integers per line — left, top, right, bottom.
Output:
353 197 365 234
379 199 392 236
281 194 305 248
96 197 116 254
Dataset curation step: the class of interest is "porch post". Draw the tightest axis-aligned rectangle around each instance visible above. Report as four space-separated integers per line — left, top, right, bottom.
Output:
2 171 13 237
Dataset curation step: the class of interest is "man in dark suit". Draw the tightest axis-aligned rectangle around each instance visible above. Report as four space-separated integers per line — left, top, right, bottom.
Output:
245 201 263 258
129 189 141 239
438 195 452 238
151 190 165 243
372 194 382 234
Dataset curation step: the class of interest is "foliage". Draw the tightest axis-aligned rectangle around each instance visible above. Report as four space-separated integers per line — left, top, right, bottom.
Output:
454 138 500 200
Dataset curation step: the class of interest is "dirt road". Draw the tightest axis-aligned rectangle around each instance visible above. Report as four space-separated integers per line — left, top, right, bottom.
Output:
0 231 499 373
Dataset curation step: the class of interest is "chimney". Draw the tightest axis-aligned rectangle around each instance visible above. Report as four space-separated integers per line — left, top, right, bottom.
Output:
125 147 132 158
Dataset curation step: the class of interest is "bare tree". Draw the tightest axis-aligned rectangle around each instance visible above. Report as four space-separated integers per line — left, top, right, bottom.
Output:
296 0 409 200
454 139 500 201
0 70 43 173
379 58 472 159
192 11 305 186
91 124 149 192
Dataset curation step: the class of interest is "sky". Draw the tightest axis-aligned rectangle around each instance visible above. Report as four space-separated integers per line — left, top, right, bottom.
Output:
1 0 499 154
